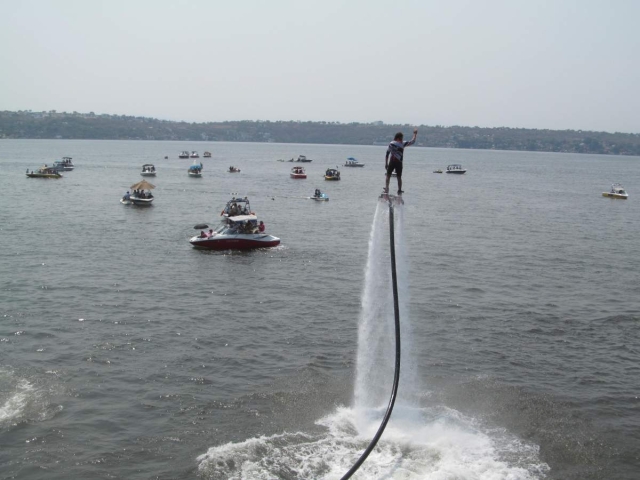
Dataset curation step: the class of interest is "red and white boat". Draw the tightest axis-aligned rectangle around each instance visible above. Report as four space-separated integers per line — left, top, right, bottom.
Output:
189 197 280 250
290 166 307 179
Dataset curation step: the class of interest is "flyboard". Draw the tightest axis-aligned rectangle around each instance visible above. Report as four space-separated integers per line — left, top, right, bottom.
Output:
340 190 403 479
379 191 404 205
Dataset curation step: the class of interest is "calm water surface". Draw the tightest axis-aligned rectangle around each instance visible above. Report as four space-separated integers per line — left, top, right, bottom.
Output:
0 140 639 479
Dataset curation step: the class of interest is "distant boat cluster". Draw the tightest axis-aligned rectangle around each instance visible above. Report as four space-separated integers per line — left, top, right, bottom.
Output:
25 152 630 253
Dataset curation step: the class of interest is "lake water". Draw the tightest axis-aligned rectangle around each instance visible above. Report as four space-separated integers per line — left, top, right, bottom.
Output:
1 140 639 479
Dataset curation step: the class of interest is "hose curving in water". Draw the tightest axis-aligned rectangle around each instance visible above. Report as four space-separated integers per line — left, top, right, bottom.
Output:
341 200 402 480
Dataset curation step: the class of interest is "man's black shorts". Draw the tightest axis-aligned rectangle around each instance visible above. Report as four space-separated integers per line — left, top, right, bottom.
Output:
387 159 402 176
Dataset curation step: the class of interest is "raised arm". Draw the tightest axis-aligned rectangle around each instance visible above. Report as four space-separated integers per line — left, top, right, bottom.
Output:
405 128 418 147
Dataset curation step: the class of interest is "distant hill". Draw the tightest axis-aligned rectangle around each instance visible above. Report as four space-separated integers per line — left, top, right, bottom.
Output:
2 110 639 156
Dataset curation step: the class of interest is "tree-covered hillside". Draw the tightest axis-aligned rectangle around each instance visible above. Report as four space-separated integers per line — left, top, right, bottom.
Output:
2 110 639 156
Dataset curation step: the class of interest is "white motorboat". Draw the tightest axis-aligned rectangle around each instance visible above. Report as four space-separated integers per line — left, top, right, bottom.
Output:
190 151 199 158
189 197 280 250
140 164 156 176
602 183 628 199
344 157 365 167
446 164 467 174
53 157 74 171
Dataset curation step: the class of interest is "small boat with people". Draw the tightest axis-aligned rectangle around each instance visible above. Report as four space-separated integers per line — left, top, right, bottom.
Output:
189 197 280 250
446 164 467 174
203 151 212 158
324 168 340 180
433 169 443 174
121 179 155 206
140 164 156 176
602 183 628 199
290 166 307 179
296 155 312 162
53 157 74 171
26 165 63 178
344 157 365 167
179 151 190 159
228 166 241 173
188 161 203 177
190 151 200 158
311 189 329 201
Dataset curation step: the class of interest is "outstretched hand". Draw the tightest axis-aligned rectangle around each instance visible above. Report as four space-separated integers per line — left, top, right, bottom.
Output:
413 128 418 135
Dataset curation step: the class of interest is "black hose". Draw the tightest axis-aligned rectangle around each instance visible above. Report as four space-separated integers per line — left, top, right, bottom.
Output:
341 201 401 479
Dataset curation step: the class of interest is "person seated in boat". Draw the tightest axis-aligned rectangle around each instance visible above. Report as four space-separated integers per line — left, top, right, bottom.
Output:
199 230 207 238
315 189 321 197
123 191 130 200
258 221 265 233
229 203 238 216
208 228 214 237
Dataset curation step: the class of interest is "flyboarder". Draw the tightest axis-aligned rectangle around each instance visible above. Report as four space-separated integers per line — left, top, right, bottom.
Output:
384 128 418 195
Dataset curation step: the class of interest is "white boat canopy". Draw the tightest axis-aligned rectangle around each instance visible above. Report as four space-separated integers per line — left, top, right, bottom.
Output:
227 214 257 223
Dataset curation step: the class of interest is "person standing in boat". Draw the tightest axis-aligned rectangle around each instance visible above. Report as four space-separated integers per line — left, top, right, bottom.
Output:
384 128 417 195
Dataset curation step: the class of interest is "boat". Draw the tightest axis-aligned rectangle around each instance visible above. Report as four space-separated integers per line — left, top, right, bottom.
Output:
290 166 307 179
324 168 340 180
188 161 203 177
311 189 329 201
203 151 212 158
140 164 156 176
433 169 443 174
296 155 312 162
53 157 74 171
121 179 155 206
446 164 467 174
602 183 628 199
228 166 241 173
179 151 190 159
344 157 365 167
190 151 199 158
26 165 62 178
189 197 280 250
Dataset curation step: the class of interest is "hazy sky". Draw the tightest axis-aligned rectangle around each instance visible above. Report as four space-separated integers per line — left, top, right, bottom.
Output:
1 0 639 132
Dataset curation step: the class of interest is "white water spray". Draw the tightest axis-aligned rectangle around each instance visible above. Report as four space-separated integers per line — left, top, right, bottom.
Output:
354 202 419 419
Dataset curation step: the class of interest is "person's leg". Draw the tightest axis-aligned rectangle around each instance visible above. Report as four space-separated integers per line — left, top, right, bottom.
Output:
397 175 402 193
384 174 391 192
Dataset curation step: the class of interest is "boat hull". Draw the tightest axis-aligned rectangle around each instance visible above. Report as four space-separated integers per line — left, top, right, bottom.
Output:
445 170 466 174
324 176 340 180
188 172 202 177
290 174 307 179
140 172 156 177
602 192 628 199
344 164 364 167
190 234 280 250
122 197 153 206
26 173 62 178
